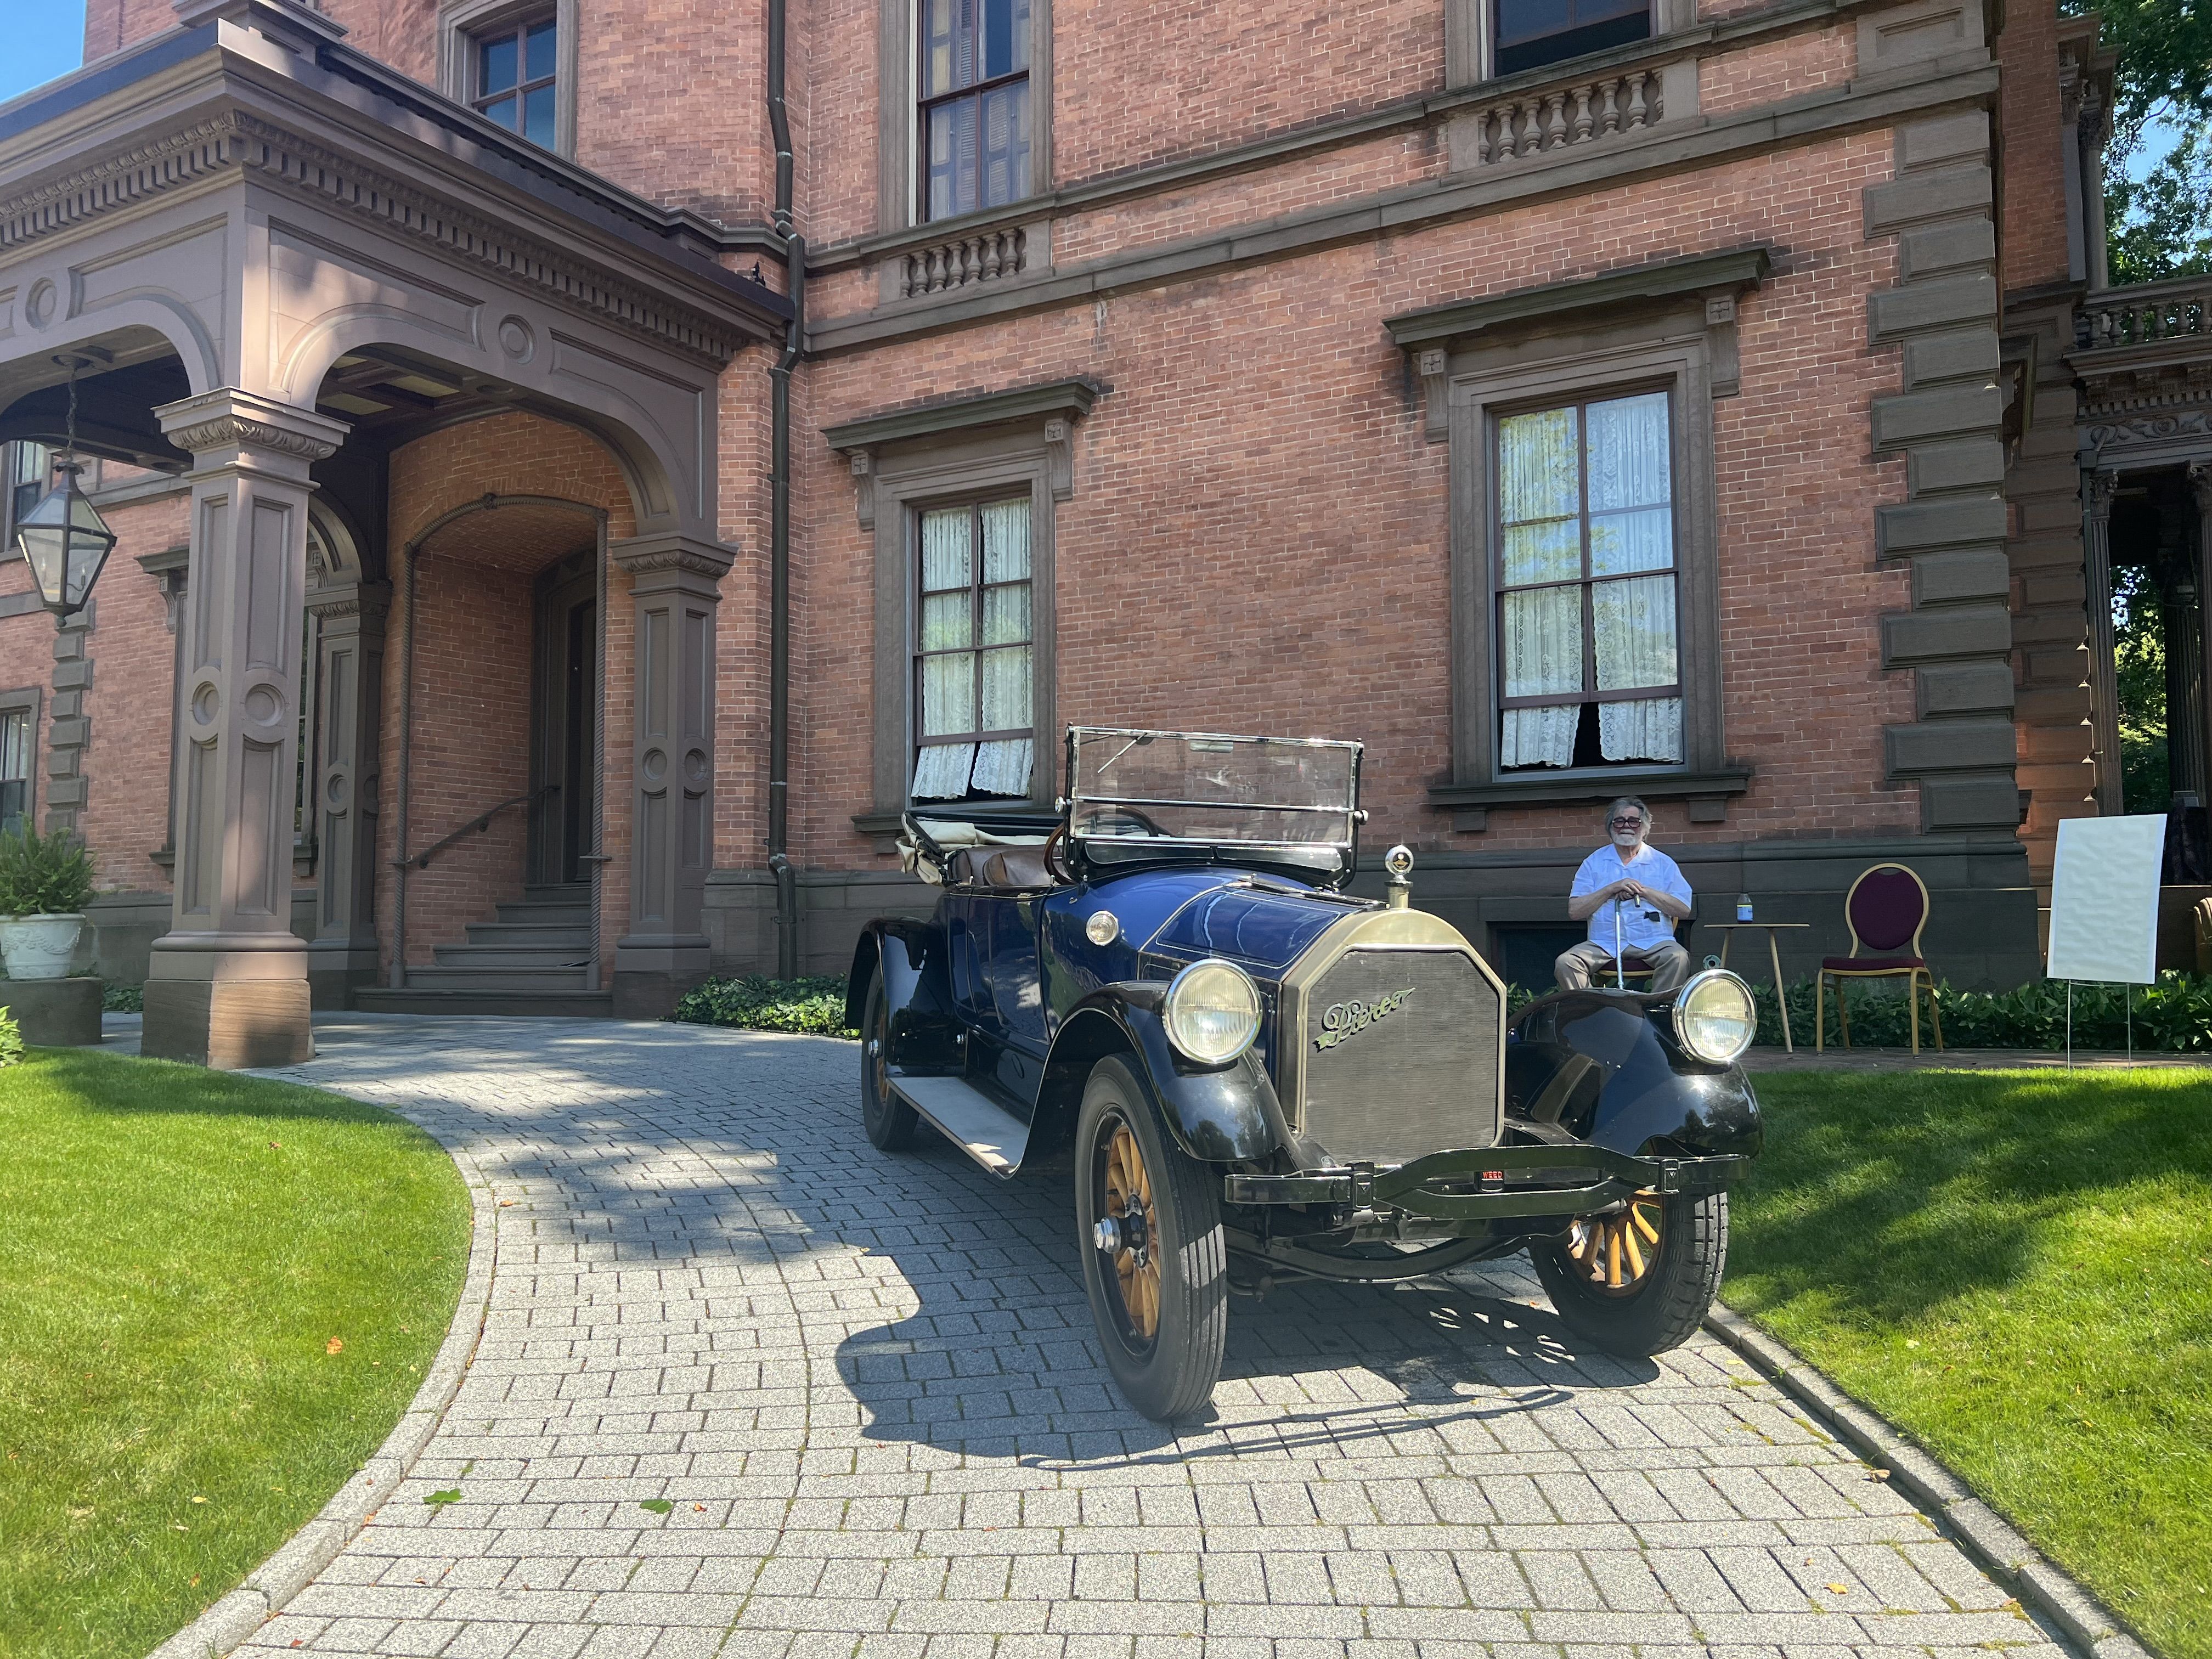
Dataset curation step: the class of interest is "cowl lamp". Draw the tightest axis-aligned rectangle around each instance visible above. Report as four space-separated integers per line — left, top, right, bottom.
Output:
13 359 115 629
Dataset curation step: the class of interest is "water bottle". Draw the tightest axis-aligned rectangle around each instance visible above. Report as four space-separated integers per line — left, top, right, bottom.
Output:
1736 892 1754 922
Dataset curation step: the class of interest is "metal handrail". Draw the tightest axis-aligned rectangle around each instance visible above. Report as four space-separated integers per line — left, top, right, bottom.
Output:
396 783 560 872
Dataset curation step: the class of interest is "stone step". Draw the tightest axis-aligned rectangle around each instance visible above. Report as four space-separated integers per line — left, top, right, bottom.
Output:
354 987 615 1018
401 964 593 992
493 902 591 926
431 944 595 969
521 883 593 905
462 922 592 949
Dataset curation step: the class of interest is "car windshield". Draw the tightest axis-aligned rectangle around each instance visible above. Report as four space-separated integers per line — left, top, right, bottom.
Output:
1066 729 1362 868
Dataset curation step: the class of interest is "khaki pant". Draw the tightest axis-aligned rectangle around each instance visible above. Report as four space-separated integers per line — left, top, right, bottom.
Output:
1555 937 1690 993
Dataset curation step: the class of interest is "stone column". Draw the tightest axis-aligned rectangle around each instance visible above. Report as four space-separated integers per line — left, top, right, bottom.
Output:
143 389 348 1068
607 532 732 1017
304 575 390 1008
2083 468 2123 814
2192 464 2212 816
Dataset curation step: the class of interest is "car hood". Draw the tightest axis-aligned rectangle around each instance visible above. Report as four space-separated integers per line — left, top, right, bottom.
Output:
1094 868 1370 978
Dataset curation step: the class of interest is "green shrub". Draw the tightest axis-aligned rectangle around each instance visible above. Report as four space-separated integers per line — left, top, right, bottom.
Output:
1749 970 2212 1052
670 974 857 1037
0 1006 21 1069
101 983 143 1013
0 825 95 917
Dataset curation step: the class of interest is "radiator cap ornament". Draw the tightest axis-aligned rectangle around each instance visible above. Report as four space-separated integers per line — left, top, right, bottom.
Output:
1384 844 1414 910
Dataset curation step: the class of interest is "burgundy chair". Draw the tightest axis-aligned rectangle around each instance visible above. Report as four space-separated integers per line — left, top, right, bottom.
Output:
1816 863 1942 1054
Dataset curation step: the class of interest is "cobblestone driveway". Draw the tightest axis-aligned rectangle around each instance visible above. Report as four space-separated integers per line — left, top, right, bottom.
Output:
238 1015 2057 1659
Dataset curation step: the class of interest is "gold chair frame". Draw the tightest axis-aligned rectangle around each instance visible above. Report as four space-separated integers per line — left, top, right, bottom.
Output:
1816 862 1943 1054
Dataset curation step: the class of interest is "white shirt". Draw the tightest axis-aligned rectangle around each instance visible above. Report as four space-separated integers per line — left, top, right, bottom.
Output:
1571 842 1692 955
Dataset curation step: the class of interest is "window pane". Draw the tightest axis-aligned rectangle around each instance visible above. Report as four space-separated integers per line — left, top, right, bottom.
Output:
980 645 1030 728
1497 408 1578 524
1589 506 1672 575
1501 586 1583 698
1599 697 1683 763
924 0 962 95
921 591 972 651
979 82 1030 210
919 507 972 590
928 99 981 219
482 94 518 131
1494 0 1571 49
1501 520 1579 587
523 84 556 146
982 583 1029 646
1501 706 1577 769
920 651 977 735
913 741 977 799
0 709 25 779
479 31 517 92
1592 573 1677 690
983 0 1030 80
980 498 1029 582
1585 392 1669 511
525 19 556 80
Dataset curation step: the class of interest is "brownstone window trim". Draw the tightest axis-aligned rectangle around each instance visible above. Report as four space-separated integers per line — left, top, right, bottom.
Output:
881 0 1053 234
0 687 38 835
910 493 1037 800
1442 326 1725 794
439 0 579 158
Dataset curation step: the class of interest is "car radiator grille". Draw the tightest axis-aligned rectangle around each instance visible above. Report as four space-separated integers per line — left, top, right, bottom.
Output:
1299 947 1503 1166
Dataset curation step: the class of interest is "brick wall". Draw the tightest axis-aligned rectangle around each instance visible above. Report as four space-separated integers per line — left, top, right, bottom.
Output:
74 494 187 893
798 133 1914 872
379 412 638 978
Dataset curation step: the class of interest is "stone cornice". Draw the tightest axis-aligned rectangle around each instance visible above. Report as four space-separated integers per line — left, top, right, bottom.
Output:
156 386 351 459
608 532 738 583
1385 246 1772 349
822 378 1103 453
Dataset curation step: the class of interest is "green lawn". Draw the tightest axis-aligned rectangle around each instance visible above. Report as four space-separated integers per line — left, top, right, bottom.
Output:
0 1048 470 1658
1725 1068 2212 1659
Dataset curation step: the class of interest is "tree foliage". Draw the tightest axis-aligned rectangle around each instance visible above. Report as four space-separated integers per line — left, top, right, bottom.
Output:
2072 0 2212 280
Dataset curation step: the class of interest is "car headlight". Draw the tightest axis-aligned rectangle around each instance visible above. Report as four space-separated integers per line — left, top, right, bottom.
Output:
1672 968 1757 1065
1164 958 1262 1064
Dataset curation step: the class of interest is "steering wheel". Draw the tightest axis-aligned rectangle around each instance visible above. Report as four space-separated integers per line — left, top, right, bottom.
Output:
1084 804 1172 838
1043 822 1073 884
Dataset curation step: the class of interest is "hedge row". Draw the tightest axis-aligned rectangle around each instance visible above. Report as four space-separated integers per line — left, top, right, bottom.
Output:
669 970 2212 1054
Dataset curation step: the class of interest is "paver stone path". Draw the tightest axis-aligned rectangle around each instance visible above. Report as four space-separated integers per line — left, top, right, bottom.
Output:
232 1015 2058 1659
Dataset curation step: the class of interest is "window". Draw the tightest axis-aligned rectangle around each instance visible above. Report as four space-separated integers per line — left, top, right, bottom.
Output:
473 15 557 148
1494 390 1681 769
1493 0 1649 76
5 442 50 550
920 0 1032 222
0 700 31 835
912 496 1035 800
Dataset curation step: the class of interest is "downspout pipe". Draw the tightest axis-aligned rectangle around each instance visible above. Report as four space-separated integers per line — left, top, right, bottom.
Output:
766 0 803 978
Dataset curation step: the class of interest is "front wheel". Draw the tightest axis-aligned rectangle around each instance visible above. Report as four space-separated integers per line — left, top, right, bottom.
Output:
858 967 919 1152
1529 1188 1728 1357
1073 1055 1228 1421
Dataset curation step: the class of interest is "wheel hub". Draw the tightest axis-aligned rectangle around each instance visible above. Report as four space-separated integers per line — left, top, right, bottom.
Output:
1099 1119 1161 1341
1564 1190 1663 1296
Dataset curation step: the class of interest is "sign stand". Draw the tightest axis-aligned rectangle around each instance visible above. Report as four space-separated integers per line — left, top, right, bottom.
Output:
2047 816 2165 1068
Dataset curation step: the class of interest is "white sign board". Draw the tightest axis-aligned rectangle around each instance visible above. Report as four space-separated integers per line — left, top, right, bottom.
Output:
2047 814 2166 984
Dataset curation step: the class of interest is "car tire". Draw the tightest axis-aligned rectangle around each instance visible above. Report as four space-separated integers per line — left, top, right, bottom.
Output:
859 967 919 1153
1529 1188 1728 1358
1073 1054 1228 1421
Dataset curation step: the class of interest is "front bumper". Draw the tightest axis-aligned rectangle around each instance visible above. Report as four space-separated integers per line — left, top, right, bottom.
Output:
1222 1142 1750 1220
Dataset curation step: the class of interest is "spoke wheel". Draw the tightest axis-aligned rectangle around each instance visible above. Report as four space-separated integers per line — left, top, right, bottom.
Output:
1101 1122 1161 1344
1073 1055 1228 1421
1531 1187 1729 1358
1560 1192 1664 1297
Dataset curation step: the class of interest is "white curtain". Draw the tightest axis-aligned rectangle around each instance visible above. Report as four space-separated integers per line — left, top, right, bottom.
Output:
912 742 976 800
1587 393 1673 576
972 738 1033 796
1500 586 1582 768
1593 573 1680 760
918 506 974 740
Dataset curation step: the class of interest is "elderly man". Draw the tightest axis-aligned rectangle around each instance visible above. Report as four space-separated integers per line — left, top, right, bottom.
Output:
1555 796 1693 992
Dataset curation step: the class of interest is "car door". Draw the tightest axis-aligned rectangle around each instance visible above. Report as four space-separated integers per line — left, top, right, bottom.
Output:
985 894 1050 1056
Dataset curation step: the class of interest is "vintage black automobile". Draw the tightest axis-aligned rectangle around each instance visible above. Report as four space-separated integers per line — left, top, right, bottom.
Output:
846 727 1763 1420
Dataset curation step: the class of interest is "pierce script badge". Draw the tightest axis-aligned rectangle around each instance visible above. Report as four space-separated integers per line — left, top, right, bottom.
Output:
1313 987 1416 1051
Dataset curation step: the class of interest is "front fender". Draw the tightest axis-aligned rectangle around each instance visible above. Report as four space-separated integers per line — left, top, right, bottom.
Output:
1039 983 1293 1165
846 918 962 1071
1505 988 1762 1161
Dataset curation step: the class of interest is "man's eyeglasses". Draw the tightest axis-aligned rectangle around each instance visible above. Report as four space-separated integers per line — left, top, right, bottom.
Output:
1609 817 1644 830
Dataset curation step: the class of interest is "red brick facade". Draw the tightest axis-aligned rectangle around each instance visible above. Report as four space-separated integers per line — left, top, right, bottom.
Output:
4 0 2104 1005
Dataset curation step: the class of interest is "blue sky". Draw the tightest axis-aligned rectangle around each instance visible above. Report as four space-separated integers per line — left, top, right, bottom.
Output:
0 0 88 105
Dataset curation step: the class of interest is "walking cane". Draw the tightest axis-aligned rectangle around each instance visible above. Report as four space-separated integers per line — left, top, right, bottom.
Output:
1613 898 1625 990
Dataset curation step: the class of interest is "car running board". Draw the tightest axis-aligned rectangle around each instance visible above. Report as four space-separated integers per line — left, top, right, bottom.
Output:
889 1075 1032 1177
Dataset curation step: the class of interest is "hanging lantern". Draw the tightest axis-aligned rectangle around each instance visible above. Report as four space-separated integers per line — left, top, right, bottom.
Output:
12 358 116 627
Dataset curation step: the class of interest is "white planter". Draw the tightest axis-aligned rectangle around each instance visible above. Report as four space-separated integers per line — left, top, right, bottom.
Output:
0 913 86 981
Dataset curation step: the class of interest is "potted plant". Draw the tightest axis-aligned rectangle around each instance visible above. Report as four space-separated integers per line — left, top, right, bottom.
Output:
0 826 97 981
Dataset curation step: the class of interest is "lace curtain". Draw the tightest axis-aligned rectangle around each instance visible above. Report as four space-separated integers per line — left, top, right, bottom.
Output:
912 498 1035 800
1496 391 1682 768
